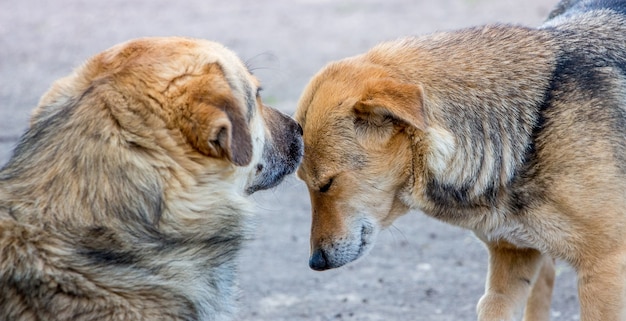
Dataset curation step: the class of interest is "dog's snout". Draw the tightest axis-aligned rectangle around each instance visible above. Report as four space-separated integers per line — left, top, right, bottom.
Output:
244 107 303 195
309 248 330 271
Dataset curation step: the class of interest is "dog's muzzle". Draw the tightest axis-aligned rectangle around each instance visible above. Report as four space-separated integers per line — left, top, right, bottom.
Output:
245 107 303 194
309 221 375 271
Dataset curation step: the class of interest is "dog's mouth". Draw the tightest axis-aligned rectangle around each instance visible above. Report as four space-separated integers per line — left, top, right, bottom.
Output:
309 221 376 271
356 222 374 257
244 158 297 195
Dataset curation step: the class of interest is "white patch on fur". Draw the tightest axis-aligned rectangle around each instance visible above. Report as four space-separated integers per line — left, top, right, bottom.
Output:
426 126 456 177
499 137 514 185
238 107 268 190
475 131 495 195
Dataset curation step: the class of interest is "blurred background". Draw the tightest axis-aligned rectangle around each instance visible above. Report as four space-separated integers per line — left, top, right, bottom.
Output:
1 0 581 320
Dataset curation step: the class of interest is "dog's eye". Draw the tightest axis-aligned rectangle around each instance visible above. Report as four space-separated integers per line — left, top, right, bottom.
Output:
319 178 333 193
256 87 263 97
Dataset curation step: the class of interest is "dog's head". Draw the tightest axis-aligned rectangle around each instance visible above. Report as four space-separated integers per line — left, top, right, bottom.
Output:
34 37 303 199
295 57 426 271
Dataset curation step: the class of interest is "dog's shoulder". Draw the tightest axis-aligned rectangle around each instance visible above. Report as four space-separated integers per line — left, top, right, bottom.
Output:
540 0 626 85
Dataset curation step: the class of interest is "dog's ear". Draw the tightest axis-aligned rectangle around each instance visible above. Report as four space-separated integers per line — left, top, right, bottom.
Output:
181 96 253 167
354 78 426 131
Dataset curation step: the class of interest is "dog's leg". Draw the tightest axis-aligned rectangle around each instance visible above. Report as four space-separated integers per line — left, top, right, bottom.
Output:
523 255 555 321
577 253 626 321
476 240 547 321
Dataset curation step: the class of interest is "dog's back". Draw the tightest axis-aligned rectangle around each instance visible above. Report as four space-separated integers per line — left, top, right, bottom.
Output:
536 0 626 182
547 0 626 19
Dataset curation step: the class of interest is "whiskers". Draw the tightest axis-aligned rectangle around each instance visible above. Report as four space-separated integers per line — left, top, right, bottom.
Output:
244 51 282 75
386 223 409 245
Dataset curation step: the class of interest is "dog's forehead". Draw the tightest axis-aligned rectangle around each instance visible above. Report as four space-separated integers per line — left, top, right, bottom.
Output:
300 111 366 182
97 37 257 86
97 37 259 114
299 84 355 132
297 58 382 128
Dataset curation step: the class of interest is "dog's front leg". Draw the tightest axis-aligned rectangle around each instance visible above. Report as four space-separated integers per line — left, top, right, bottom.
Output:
577 252 626 321
476 240 550 321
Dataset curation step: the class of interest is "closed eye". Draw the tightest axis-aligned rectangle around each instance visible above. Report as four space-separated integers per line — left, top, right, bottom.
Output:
319 177 333 193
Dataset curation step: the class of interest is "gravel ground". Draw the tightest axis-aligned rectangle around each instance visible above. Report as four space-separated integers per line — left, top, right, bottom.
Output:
1 1 582 320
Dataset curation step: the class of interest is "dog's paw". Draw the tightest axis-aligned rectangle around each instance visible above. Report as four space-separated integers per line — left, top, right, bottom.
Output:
477 293 518 321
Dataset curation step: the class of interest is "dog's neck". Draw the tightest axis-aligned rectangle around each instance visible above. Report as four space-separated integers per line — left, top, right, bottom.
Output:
383 26 561 223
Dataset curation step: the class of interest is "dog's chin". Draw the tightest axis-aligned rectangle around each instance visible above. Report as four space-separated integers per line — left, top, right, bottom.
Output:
309 221 379 271
244 158 301 195
244 172 288 195
244 122 304 195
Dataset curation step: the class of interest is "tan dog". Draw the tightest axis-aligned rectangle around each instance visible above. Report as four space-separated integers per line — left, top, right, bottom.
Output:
0 37 303 321
295 1 626 320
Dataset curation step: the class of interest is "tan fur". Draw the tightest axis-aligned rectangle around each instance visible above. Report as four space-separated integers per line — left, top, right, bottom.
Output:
295 1 626 320
0 37 303 321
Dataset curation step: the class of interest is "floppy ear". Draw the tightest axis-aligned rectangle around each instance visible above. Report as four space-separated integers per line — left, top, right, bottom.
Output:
354 78 426 131
180 98 253 166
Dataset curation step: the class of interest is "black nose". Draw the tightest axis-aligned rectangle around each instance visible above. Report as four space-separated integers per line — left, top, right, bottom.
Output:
309 248 330 271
